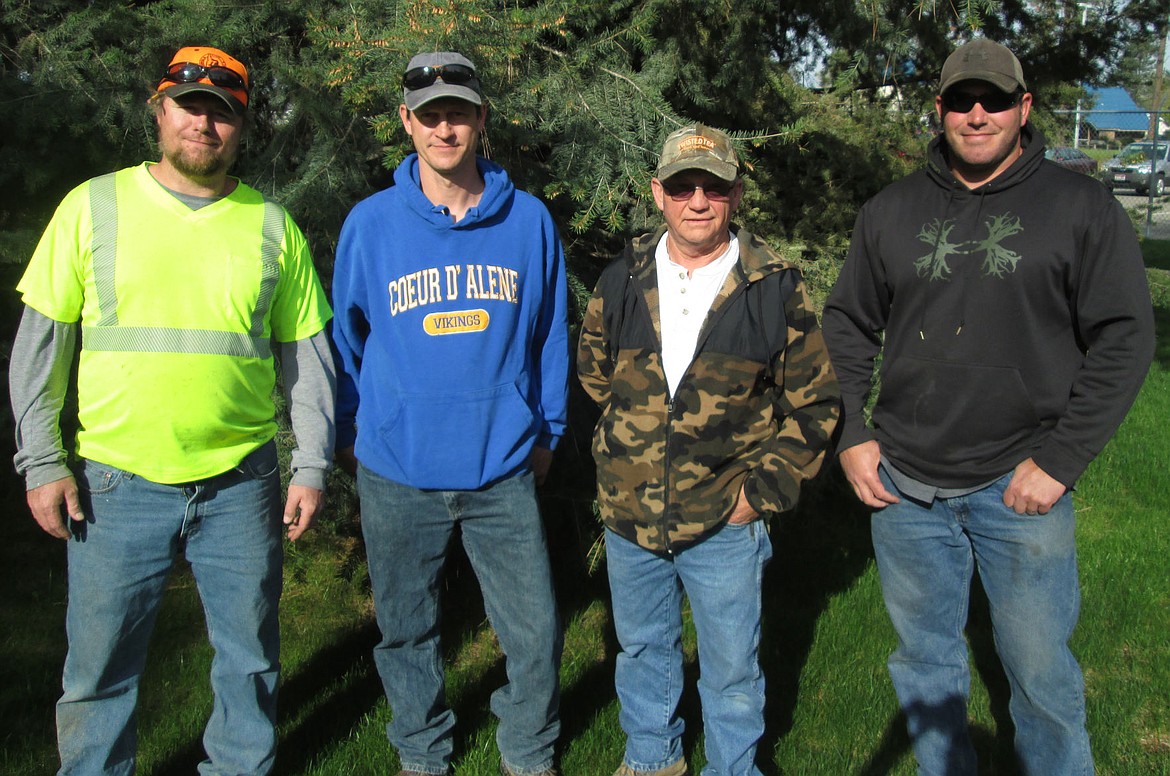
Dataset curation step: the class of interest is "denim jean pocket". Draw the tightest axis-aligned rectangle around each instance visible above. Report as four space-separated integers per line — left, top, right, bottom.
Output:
236 439 279 481
723 518 763 541
76 458 128 496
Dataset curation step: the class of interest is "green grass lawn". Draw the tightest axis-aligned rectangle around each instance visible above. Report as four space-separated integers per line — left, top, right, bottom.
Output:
2 245 1168 775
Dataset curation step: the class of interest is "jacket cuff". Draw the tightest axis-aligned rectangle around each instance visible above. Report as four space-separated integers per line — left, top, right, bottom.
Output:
1032 447 1087 490
836 417 875 454
742 469 795 516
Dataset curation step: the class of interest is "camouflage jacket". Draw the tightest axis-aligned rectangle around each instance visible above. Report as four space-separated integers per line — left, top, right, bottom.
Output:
577 225 840 553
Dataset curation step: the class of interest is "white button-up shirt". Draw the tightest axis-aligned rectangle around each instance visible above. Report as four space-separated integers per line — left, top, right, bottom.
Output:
655 232 740 396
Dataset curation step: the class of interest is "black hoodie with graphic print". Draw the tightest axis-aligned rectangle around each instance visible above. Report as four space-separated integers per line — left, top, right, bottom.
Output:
823 125 1155 489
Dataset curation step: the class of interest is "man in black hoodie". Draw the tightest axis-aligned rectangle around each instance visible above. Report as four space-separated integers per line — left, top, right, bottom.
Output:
823 39 1154 776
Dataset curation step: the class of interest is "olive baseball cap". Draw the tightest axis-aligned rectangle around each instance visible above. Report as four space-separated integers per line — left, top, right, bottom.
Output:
655 124 740 182
939 38 1027 95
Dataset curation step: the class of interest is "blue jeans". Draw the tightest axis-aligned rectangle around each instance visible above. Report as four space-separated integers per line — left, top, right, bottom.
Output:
357 466 561 775
605 523 772 776
59 442 284 776
871 469 1093 776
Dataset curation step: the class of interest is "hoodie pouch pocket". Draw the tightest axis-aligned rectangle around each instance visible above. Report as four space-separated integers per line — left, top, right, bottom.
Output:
377 383 536 487
875 355 1041 467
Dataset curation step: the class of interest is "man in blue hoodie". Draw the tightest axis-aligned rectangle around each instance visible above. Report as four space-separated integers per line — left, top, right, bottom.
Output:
332 52 568 776
823 39 1154 775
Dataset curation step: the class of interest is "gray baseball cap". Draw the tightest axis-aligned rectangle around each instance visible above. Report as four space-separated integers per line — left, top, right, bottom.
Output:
939 39 1027 95
402 52 483 110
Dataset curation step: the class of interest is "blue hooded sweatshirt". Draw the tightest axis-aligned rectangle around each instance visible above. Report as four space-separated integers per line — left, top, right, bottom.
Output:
333 154 569 490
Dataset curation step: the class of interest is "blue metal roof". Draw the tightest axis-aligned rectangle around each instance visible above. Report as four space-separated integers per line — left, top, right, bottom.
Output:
1084 87 1150 132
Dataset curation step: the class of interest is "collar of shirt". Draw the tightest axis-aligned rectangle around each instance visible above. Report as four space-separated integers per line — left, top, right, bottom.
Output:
655 232 739 396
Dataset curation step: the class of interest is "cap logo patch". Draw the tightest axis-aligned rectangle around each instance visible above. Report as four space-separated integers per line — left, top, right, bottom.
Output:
198 52 228 68
678 136 717 154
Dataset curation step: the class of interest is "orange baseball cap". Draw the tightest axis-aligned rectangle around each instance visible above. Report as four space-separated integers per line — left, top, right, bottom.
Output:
157 46 249 114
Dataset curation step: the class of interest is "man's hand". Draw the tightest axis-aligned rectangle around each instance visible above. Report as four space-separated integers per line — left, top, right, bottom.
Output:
530 446 554 487
1003 458 1066 515
27 477 84 540
727 482 760 525
335 446 358 478
839 440 900 508
284 484 324 541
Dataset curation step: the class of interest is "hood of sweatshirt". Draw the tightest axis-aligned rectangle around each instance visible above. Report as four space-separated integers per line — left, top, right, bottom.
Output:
393 153 516 228
926 124 1047 194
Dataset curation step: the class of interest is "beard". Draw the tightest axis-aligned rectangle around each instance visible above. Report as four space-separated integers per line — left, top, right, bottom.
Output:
158 138 236 180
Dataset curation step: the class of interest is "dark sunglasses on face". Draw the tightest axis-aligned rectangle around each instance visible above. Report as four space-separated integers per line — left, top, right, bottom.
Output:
941 88 1021 114
661 180 735 202
402 64 479 90
163 62 247 92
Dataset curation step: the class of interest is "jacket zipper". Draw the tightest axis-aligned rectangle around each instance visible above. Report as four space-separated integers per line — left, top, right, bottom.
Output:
663 395 675 554
626 268 683 555
660 276 758 553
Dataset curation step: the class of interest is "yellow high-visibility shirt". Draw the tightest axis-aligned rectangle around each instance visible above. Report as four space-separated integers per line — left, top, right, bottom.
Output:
18 163 332 482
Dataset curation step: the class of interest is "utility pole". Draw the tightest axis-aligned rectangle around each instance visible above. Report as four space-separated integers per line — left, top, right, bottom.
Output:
1147 15 1166 142
1141 15 1166 238
1074 2 1094 148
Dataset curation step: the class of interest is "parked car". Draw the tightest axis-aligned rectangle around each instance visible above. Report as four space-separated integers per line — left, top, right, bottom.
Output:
1101 141 1168 196
1045 146 1098 176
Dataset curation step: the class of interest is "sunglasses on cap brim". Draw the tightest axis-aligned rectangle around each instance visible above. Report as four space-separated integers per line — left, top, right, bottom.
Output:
402 64 479 90
161 62 248 93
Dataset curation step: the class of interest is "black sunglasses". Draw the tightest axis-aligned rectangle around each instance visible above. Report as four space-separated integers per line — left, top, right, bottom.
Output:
402 64 479 90
941 89 1021 114
660 180 735 202
162 62 247 92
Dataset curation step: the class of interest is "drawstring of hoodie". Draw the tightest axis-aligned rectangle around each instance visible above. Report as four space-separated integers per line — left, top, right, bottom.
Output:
950 188 987 337
918 185 959 340
917 182 994 340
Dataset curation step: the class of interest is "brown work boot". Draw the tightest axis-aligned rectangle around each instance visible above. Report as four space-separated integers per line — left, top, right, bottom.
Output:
612 759 689 776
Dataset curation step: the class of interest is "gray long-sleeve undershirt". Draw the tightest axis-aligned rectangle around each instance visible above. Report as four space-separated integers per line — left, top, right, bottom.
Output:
10 306 336 491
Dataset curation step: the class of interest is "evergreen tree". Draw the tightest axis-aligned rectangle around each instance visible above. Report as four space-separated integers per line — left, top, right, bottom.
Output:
0 0 362 268
3 0 1159 282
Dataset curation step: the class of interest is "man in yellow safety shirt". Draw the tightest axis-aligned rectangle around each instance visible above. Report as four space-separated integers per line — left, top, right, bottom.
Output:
9 45 335 775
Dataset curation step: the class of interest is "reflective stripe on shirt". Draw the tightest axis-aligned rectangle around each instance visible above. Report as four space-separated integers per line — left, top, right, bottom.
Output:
81 172 282 359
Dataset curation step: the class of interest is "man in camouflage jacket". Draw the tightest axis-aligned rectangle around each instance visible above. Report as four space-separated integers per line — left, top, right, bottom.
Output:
577 124 839 776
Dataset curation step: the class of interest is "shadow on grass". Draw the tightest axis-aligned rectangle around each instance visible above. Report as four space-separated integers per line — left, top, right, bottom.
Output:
0 467 68 772
0 362 1033 775
759 462 875 764
262 378 612 773
1153 302 1170 369
148 622 384 775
